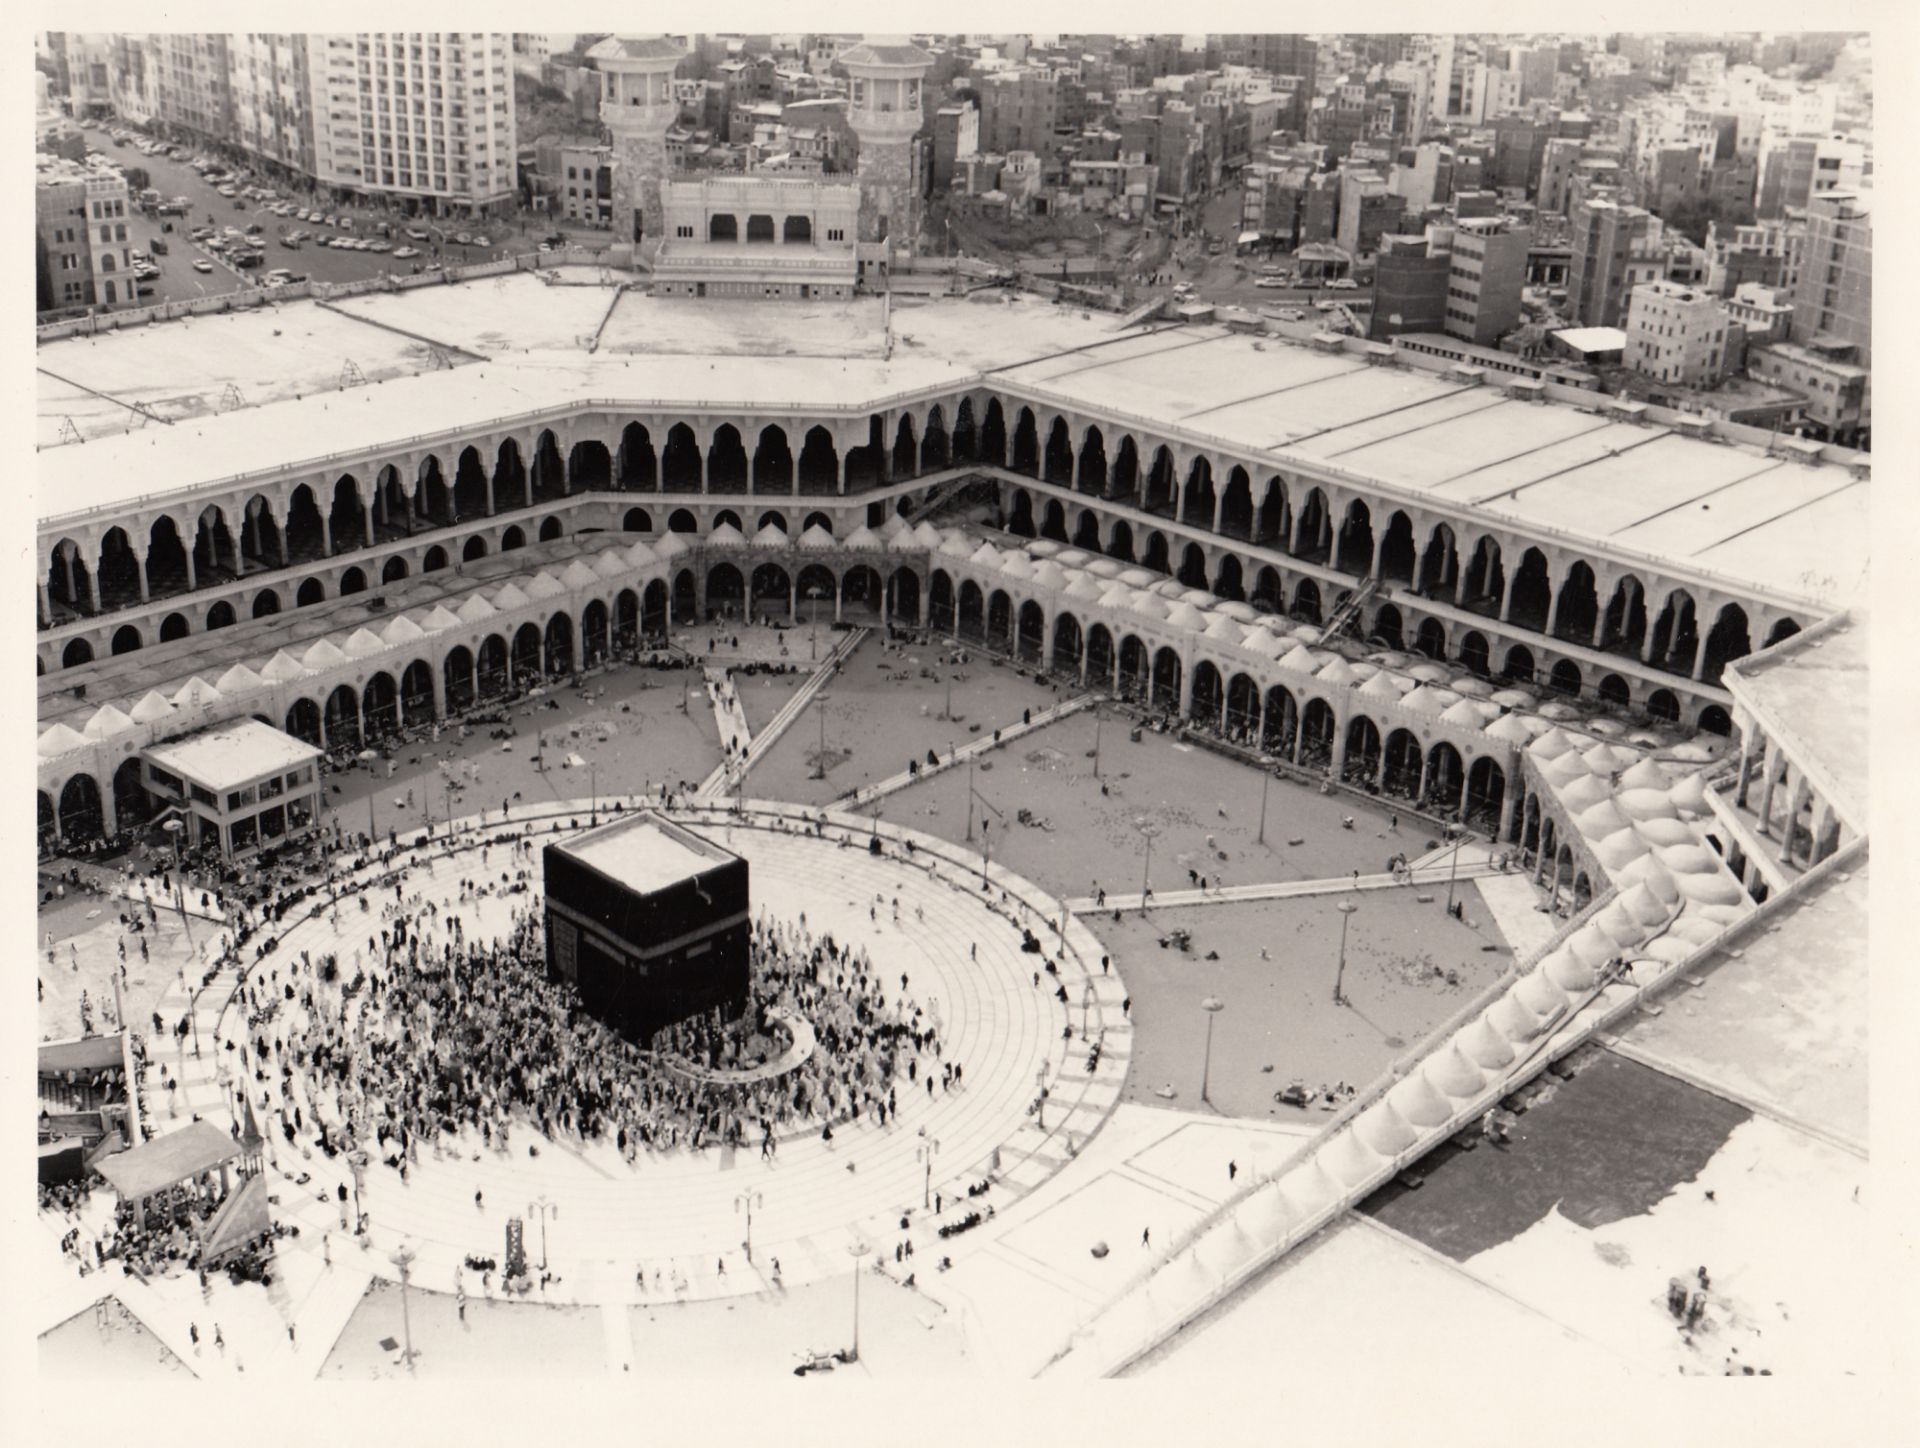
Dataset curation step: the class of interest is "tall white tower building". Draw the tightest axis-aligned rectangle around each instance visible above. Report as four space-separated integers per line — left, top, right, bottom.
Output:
588 35 686 256
838 37 933 249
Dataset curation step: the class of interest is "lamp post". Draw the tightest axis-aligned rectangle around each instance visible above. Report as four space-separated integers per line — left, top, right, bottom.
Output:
965 755 976 842
1092 706 1103 778
1257 755 1274 845
1445 825 1472 916
1334 901 1358 1006
1135 818 1161 908
917 1136 941 1209
1200 995 1225 1104
846 1234 869 1362
528 1196 556 1273
1035 1064 1049 1128
813 692 829 780
735 1190 762 1264
389 1240 418 1374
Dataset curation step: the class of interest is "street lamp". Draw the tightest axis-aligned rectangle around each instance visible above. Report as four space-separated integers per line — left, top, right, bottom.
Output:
1256 755 1275 845
916 1136 941 1209
389 1240 418 1374
735 1190 762 1264
1135 818 1161 908
528 1196 557 1273
1092 705 1103 778
1200 996 1225 1104
813 692 830 781
1445 825 1473 917
1334 901 1359 1006
1035 1064 1049 1129
846 1234 869 1363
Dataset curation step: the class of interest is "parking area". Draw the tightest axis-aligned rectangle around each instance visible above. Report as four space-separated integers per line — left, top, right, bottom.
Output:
77 122 554 307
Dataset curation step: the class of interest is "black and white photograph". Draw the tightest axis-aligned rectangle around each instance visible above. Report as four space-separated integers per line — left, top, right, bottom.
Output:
18 7 1906 1440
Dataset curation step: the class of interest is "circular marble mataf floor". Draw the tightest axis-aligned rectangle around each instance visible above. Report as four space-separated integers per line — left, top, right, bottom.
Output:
216 801 1130 1304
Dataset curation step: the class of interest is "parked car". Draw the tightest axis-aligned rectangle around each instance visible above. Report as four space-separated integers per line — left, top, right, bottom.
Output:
453 231 473 245
150 238 168 256
192 259 214 273
471 234 490 247
393 246 419 259
406 227 430 241
1328 277 1358 290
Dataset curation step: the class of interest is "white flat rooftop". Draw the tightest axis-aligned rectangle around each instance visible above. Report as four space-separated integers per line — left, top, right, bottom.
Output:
144 717 320 791
562 812 736 892
1729 612 1869 825
37 282 1870 611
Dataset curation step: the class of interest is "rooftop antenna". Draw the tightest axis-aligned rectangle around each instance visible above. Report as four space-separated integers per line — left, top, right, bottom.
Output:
220 383 246 411
340 359 366 389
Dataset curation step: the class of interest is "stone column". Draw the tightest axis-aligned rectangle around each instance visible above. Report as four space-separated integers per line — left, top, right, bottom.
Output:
1779 775 1808 865
1734 725 1756 809
137 552 151 603
183 544 197 592
1755 741 1780 837
319 512 334 557
1497 773 1519 843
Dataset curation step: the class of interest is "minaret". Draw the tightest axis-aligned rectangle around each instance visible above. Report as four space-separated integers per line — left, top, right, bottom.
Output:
589 35 687 260
838 36 933 251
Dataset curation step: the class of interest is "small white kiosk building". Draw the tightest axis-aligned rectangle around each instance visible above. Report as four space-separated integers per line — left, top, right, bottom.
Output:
142 718 323 860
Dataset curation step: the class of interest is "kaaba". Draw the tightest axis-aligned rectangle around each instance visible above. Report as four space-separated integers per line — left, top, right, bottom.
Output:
542 812 750 1042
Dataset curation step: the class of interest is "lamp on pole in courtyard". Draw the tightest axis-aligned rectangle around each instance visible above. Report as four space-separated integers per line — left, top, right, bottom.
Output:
1445 825 1473 917
813 692 830 780
1334 901 1358 1006
917 1135 941 1208
1200 995 1225 1104
735 1190 762 1264
1092 705 1103 778
389 1239 418 1374
846 1233 869 1362
1134 818 1161 909
528 1196 557 1273
590 762 599 822
1257 755 1275 845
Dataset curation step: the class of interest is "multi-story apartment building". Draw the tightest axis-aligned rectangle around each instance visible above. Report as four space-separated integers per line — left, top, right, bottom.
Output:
1623 280 1732 387
1746 340 1869 446
556 143 614 226
36 157 133 311
100 32 517 218
1443 215 1527 346
307 33 518 216
1788 189 1870 366
1567 197 1652 329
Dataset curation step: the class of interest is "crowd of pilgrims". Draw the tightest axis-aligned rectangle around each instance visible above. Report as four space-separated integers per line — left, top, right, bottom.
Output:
237 837 946 1169
42 1174 293 1285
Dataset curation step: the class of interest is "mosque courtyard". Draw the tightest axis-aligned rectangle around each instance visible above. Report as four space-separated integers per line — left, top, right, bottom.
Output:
35 612 1872 1385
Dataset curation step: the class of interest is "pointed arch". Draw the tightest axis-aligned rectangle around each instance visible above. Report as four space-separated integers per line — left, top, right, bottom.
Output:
1076 426 1108 496
1180 456 1216 528
618 422 658 491
707 424 748 493
1335 498 1374 575
661 423 703 492
1043 416 1074 485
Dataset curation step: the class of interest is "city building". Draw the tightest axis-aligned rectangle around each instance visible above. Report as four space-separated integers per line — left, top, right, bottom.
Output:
1369 231 1452 339
1747 340 1870 446
930 101 978 193
1567 196 1652 328
1724 282 1794 345
35 156 132 311
557 143 614 227
1623 280 1732 387
306 33 517 215
1335 169 1404 257
1443 215 1528 346
1788 190 1870 366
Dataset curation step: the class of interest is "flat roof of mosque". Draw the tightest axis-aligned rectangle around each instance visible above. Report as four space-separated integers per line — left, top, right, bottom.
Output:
1727 611 1869 826
37 281 1869 610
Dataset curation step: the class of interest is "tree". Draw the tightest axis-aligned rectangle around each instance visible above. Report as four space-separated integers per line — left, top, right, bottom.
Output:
124 165 150 193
